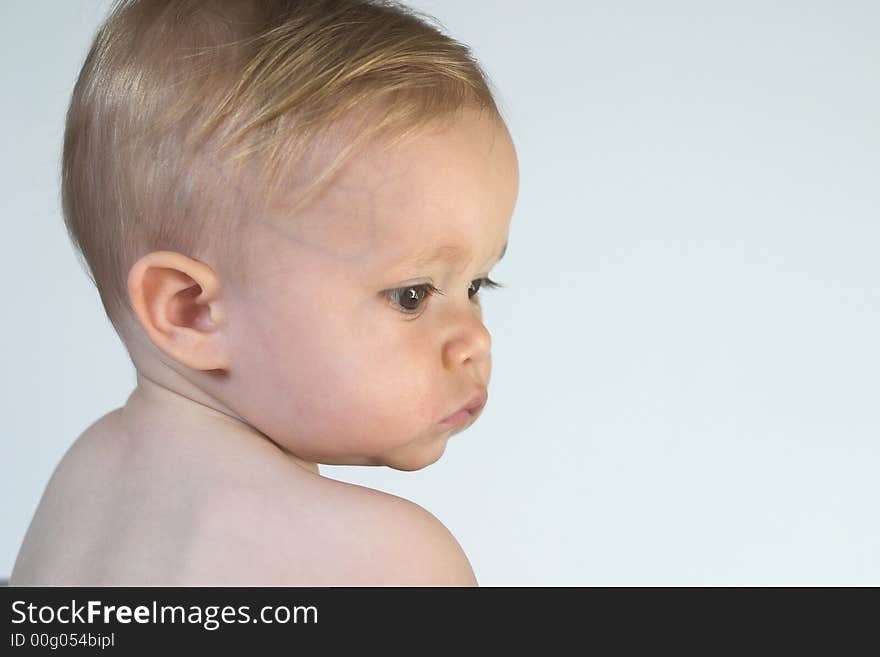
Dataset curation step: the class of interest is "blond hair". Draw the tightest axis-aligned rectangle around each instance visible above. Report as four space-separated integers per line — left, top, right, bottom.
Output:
61 0 504 338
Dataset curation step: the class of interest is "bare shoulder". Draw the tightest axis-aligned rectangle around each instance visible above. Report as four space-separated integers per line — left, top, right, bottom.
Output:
193 473 478 587
330 480 479 587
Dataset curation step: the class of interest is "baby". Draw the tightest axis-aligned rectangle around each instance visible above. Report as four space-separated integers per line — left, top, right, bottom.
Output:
11 0 518 586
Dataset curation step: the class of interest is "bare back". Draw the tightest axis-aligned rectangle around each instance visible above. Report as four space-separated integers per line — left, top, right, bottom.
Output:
10 409 477 586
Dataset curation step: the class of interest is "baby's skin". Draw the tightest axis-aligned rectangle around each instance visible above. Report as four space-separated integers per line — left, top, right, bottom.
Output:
11 108 519 585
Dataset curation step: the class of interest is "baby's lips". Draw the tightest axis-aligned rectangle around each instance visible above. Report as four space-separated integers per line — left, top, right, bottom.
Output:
464 388 488 414
441 388 488 424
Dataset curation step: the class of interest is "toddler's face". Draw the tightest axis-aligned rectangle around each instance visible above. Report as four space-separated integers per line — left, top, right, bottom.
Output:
222 109 518 471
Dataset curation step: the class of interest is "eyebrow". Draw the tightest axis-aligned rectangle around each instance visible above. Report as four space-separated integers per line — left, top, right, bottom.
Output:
396 240 508 268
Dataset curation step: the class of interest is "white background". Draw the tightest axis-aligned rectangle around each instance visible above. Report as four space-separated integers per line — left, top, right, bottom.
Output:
2 1 878 584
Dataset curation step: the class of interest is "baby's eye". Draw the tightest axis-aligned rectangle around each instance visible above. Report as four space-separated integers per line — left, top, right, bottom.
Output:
468 276 502 300
386 277 503 316
387 283 443 314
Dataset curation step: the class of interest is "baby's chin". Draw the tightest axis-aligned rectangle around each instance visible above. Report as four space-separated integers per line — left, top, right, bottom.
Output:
366 434 453 472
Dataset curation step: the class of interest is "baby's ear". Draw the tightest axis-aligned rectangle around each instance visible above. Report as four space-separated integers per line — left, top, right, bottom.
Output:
126 250 229 371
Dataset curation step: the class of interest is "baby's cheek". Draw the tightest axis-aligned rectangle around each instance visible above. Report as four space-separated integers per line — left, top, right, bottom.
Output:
245 311 441 457
325 352 439 444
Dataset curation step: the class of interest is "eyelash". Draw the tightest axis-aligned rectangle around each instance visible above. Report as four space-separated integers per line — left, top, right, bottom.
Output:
386 277 503 317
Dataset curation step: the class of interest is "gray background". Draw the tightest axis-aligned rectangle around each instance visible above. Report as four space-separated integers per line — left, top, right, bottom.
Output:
2 1 878 585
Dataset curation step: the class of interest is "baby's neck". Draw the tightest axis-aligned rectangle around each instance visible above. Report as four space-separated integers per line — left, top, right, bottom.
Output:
120 372 321 477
